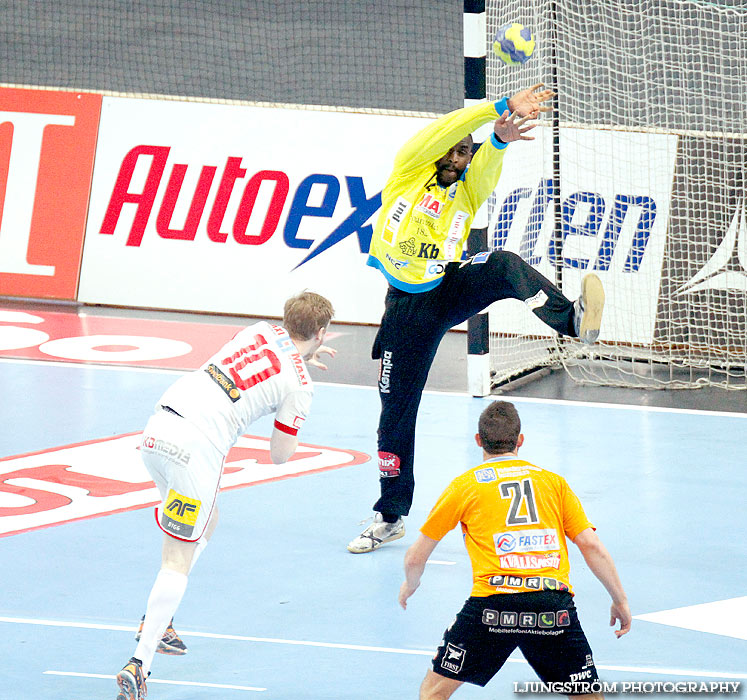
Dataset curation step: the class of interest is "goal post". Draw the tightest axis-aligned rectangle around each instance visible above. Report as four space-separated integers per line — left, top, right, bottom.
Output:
473 0 747 392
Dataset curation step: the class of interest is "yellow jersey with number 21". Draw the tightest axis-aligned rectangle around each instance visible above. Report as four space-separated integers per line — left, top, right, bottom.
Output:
420 457 594 597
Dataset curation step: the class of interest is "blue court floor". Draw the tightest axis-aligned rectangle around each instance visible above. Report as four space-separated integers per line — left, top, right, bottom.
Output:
1 357 746 700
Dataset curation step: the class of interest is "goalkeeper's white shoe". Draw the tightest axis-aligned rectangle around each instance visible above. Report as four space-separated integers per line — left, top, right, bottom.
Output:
573 273 605 344
347 513 405 553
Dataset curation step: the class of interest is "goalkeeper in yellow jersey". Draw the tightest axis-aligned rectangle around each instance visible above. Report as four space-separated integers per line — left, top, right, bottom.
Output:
348 85 605 554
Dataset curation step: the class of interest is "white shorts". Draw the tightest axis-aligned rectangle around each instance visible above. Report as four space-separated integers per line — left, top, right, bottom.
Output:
140 407 224 542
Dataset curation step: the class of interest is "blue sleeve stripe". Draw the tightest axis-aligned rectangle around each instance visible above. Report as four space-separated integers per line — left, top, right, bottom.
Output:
490 97 511 149
494 97 509 116
491 132 509 150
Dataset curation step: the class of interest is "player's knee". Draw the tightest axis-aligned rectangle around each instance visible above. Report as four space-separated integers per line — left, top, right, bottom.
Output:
419 670 460 700
488 249 523 273
205 507 219 540
161 543 195 575
420 690 451 700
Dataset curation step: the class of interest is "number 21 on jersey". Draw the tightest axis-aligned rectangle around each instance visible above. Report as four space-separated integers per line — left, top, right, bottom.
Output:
500 478 539 526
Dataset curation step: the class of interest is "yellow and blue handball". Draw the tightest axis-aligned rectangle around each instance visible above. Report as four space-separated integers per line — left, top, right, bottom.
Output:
493 22 535 65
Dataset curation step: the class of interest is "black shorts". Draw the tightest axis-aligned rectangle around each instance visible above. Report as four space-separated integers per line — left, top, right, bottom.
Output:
432 592 598 689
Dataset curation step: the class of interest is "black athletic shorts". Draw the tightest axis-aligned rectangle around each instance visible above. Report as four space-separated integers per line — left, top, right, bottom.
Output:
432 591 598 689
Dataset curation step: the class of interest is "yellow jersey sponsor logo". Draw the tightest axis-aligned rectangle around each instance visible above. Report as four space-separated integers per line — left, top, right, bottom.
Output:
498 553 561 570
414 192 444 218
399 237 416 256
382 197 411 244
423 260 448 280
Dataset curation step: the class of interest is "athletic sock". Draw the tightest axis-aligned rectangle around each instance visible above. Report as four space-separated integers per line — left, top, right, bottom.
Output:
135 568 188 676
381 512 400 524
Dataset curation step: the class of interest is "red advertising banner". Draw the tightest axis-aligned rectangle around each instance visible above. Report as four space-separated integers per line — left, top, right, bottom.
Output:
0 88 102 299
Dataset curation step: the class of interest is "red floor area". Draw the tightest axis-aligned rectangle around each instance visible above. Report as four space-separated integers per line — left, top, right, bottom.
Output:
0 307 341 371
0 307 244 369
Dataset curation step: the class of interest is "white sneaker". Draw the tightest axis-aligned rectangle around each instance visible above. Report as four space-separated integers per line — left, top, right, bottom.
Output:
347 513 405 554
573 273 605 344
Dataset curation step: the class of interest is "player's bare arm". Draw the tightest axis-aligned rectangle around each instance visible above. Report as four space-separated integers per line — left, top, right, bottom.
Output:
573 528 632 638
398 534 439 609
269 427 298 464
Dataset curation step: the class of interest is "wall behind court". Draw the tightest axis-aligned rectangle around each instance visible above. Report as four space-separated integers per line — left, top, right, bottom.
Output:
0 0 463 112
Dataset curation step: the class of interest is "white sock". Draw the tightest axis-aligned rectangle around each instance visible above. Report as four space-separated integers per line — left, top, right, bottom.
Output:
134 568 188 676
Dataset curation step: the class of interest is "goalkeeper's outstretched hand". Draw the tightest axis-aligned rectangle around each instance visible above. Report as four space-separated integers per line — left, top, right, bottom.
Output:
507 83 554 119
493 110 537 143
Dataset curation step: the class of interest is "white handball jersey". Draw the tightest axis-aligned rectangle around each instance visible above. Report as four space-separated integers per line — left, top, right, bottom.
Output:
157 321 313 455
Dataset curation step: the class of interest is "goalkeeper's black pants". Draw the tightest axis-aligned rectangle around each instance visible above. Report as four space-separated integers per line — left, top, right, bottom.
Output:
371 251 576 518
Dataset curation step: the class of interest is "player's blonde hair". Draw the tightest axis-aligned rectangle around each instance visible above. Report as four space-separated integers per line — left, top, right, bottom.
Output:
479 401 521 454
283 291 334 341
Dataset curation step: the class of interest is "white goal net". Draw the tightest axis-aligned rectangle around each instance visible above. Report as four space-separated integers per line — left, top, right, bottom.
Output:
484 0 747 390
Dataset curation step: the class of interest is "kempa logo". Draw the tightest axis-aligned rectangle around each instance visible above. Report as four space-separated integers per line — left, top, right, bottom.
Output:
677 200 747 295
379 350 393 393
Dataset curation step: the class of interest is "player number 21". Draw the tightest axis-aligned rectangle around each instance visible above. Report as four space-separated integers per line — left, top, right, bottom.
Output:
500 478 539 526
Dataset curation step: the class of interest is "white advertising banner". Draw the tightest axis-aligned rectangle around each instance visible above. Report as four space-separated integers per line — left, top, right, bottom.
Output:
487 127 678 344
78 98 677 342
78 97 434 323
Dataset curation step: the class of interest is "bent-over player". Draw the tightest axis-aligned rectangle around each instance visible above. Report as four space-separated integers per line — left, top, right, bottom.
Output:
399 401 630 700
348 85 605 554
115 291 335 700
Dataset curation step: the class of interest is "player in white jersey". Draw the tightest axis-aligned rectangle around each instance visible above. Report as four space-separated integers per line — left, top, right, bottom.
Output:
115 291 335 700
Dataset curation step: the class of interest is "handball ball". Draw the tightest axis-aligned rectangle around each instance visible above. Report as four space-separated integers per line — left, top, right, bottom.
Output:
493 22 535 65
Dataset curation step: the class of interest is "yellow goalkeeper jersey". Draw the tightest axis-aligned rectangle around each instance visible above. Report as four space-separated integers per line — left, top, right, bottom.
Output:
367 98 509 292
420 457 594 597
